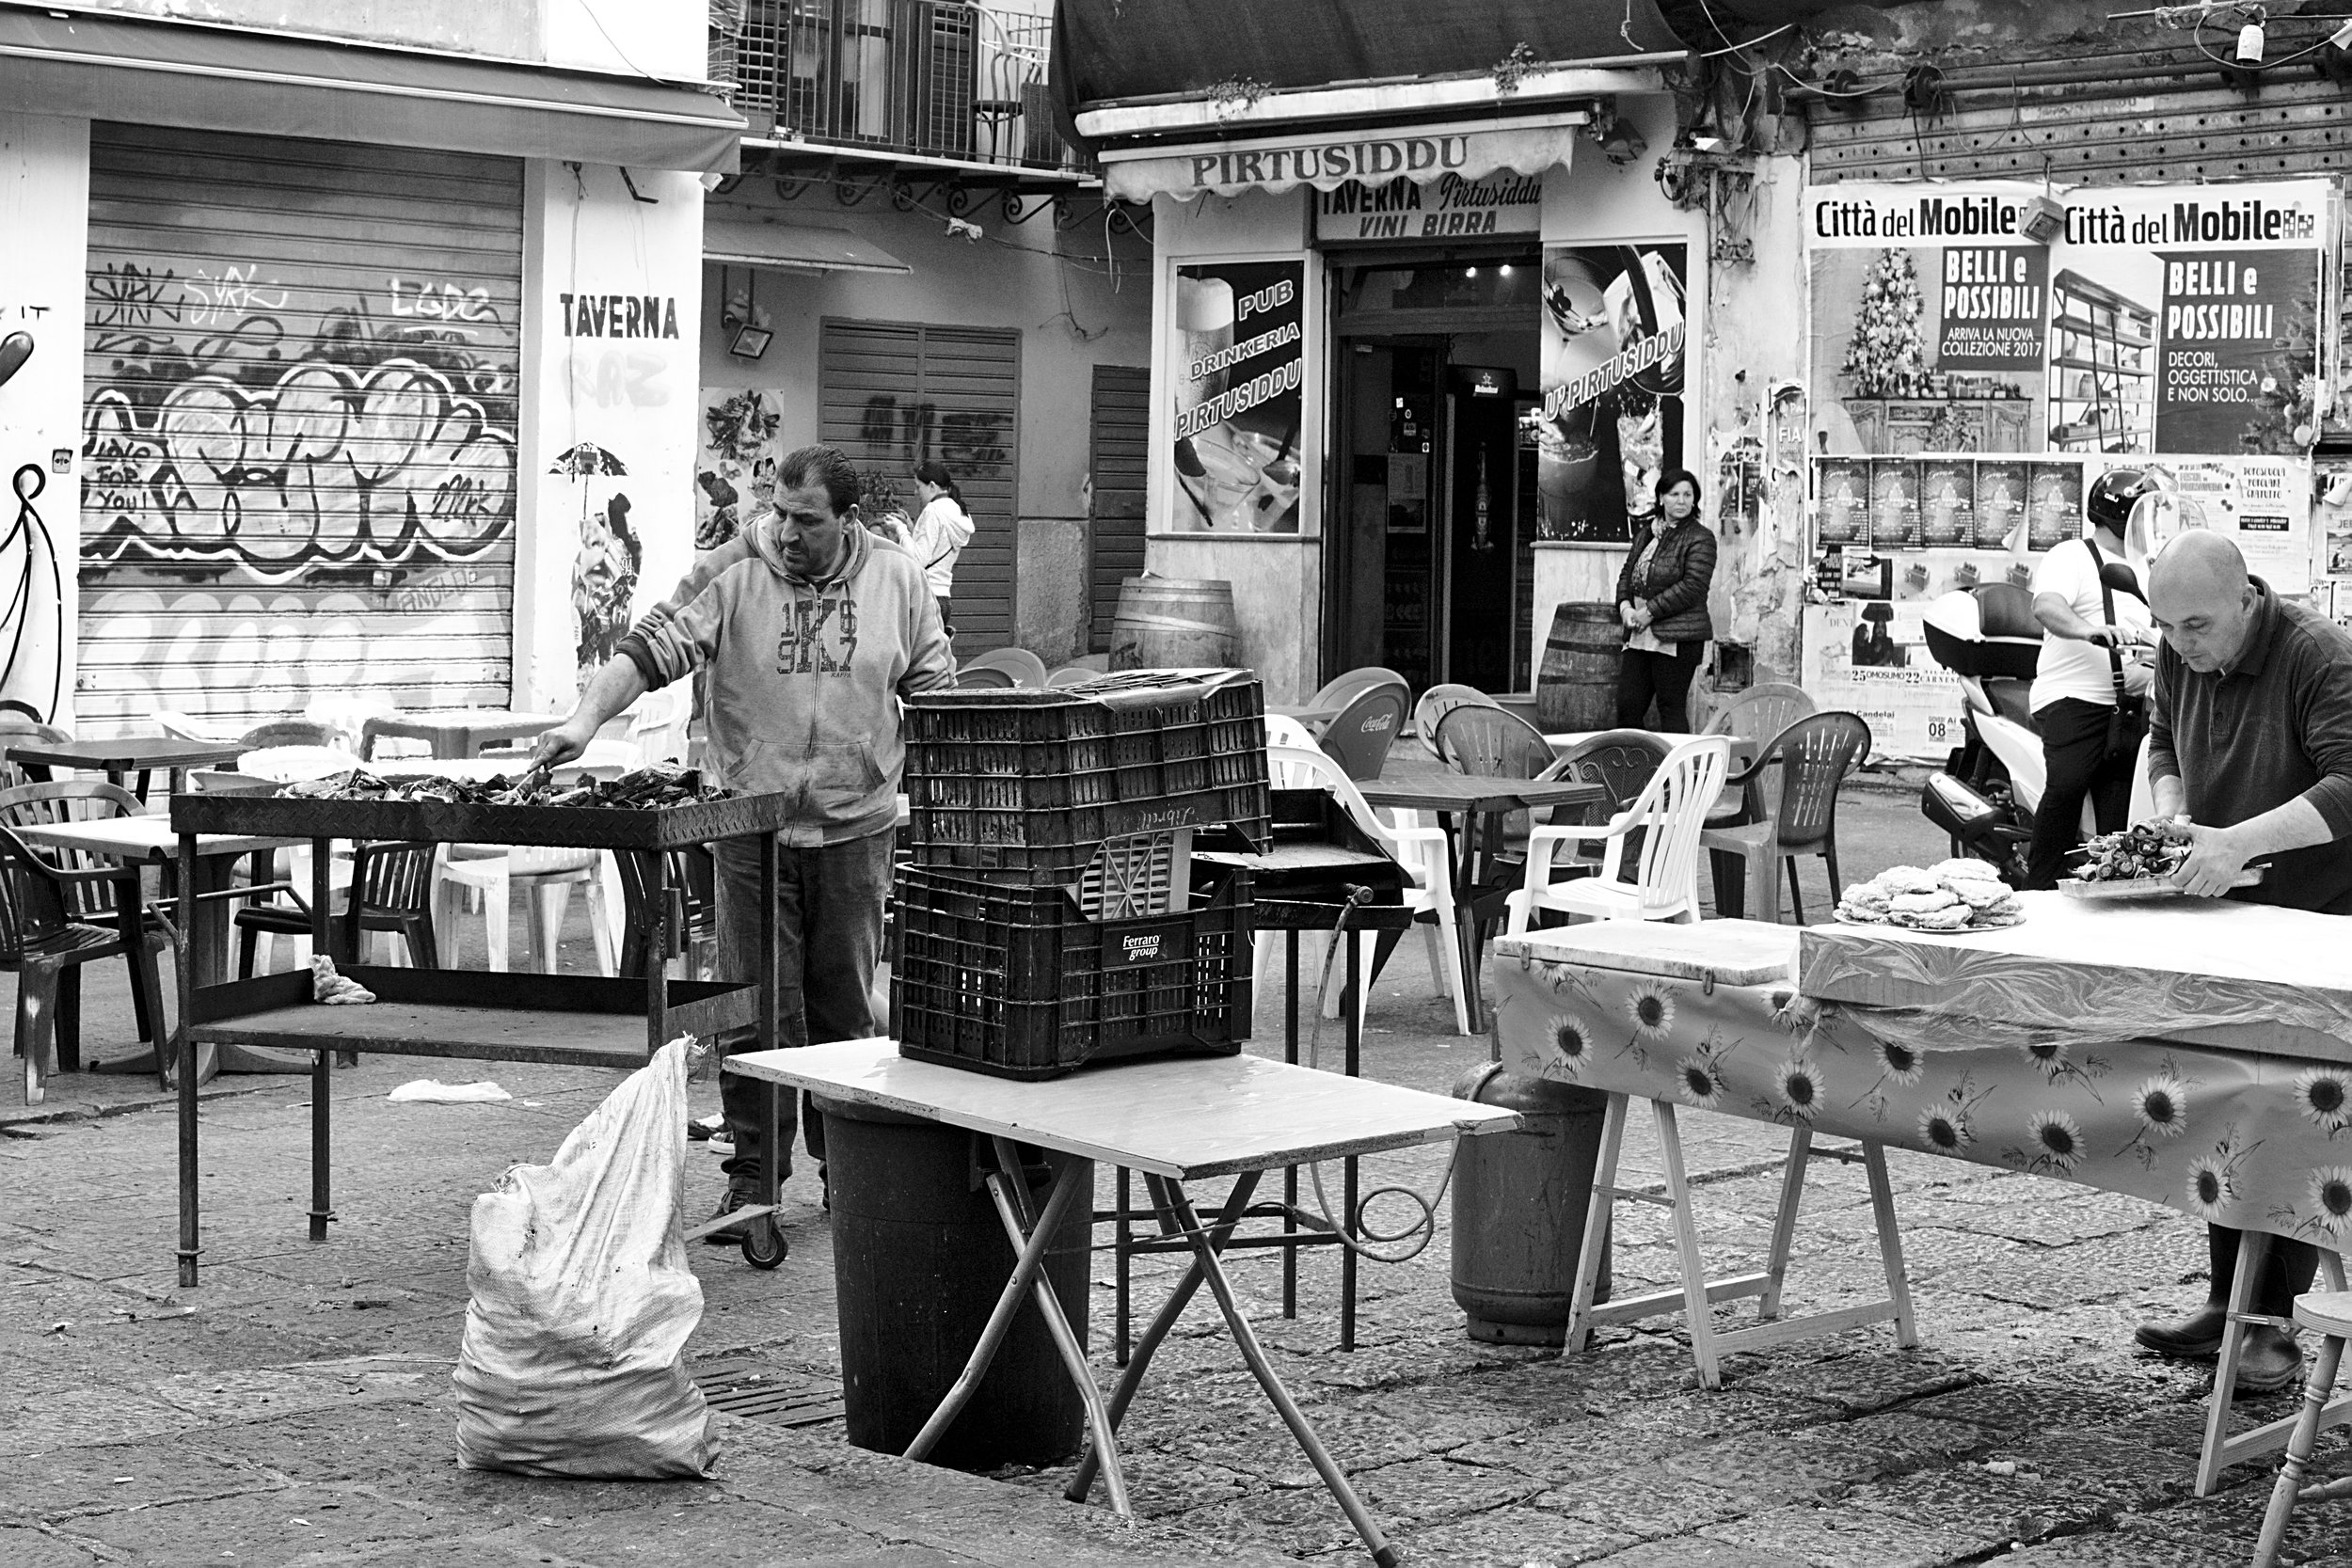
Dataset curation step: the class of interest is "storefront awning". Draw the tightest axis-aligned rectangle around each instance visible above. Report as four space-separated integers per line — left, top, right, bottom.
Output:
1096 111 1588 203
1054 0 1689 109
0 8 744 173
703 221 910 276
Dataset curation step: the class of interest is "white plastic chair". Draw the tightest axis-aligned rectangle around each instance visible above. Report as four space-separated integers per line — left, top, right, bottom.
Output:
152 710 239 744
1263 712 1319 780
1263 743 1473 1037
1505 736 1733 935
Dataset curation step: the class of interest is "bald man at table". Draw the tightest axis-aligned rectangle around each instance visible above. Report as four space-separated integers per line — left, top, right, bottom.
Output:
2133 530 2352 1392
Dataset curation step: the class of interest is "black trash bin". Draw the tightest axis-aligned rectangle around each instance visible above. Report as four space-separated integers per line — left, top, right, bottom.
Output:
818 1092 1093 1468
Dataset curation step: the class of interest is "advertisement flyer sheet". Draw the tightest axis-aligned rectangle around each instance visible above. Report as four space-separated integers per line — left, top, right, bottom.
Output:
1168 259 1305 532
1534 244 1687 544
1807 181 2328 458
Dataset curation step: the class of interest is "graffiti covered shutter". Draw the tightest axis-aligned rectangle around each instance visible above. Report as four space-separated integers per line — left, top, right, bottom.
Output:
818 319 1019 653
1087 365 1149 654
80 124 522 733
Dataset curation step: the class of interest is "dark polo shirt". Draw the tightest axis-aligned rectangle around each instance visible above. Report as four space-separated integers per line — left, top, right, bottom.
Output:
2147 578 2352 915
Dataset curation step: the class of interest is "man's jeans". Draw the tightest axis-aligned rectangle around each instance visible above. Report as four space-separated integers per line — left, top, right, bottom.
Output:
714 827 894 1193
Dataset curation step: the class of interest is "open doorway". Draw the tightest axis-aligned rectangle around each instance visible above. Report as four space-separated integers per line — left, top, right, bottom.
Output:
1327 251 1542 696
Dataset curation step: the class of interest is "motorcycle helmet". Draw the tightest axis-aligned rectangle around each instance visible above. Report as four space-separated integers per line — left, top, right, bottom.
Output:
2086 467 2159 536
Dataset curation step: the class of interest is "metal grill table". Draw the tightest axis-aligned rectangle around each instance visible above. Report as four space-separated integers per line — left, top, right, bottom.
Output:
725 1036 1521 1568
168 786 800 1289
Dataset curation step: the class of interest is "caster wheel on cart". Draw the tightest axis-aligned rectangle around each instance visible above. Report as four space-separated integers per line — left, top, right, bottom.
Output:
741 1215 787 1269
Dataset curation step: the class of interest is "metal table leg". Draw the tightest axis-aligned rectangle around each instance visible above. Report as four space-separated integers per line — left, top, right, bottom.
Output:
1066 1170 1259 1506
981 1135 1128 1517
1163 1181 1400 1568
900 1145 1124 1511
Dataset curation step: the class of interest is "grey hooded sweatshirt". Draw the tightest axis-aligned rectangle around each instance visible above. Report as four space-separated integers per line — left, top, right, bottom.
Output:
617 518 955 846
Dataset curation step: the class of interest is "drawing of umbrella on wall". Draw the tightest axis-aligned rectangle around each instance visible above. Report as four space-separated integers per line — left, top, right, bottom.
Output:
550 442 628 520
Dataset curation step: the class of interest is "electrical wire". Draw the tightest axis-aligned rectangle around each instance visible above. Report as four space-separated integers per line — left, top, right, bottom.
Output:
569 0 666 83
2191 13 2337 71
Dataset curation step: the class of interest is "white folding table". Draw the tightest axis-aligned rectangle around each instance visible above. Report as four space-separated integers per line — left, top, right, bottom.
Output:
724 1037 1522 1568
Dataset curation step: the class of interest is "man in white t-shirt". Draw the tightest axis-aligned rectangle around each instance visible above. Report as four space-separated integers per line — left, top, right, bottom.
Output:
2022 468 2157 888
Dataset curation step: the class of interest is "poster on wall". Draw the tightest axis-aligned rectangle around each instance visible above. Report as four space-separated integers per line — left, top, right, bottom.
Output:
1168 259 1304 532
695 388 780 552
1534 244 1687 544
1807 181 2328 458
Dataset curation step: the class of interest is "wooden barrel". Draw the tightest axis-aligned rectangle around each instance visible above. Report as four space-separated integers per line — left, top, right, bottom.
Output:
1108 577 1238 671
1536 602 1623 732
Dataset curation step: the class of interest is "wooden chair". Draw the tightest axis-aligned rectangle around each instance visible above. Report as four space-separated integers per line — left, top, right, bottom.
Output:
235 841 441 974
0 823 172 1102
1505 736 1732 933
1700 712 1872 924
1316 680 1410 782
2251 1286 2352 1566
1309 666 1407 712
1411 684 1500 754
960 647 1050 688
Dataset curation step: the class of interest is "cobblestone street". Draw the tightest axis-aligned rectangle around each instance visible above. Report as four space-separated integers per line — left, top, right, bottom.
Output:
5 784 2351 1567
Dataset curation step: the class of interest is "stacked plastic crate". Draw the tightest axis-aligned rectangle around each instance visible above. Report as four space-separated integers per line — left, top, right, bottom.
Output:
892 669 1272 1079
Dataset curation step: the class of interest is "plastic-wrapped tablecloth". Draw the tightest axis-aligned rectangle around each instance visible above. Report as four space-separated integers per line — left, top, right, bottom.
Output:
1491 913 2352 1243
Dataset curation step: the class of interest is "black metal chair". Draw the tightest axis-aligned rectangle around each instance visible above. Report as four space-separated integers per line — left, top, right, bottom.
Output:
0 781 167 1054
0 825 173 1102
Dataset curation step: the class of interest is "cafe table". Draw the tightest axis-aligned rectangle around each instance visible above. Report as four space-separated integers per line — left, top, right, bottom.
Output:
6 736 244 802
360 708 562 760
1492 897 2352 1499
1356 771 1605 1032
11 813 306 1081
723 1036 1521 1568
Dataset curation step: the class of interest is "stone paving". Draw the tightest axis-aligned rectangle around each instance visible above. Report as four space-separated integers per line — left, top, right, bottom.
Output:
5 781 2352 1566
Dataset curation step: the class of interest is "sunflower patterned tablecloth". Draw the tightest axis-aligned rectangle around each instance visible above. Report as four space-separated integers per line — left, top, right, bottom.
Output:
1491 899 2352 1246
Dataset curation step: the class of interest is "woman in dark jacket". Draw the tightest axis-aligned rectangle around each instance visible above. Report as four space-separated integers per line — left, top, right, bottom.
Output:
1614 467 1718 730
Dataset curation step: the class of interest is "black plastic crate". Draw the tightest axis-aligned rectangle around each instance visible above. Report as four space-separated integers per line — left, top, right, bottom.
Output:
890 862 1253 1081
903 669 1270 882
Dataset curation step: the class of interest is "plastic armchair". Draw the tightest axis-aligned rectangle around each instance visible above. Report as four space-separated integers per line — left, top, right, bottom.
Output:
1433 702 1562 849
1704 682 1816 742
1412 684 1501 754
1505 736 1732 934
152 710 240 744
1317 681 1410 782
960 647 1050 688
1263 713 1320 784
1699 712 1871 924
1265 744 1473 1036
0 824 175 1104
955 663 1018 689
1309 666 1407 711
238 840 443 974
1045 665 1099 689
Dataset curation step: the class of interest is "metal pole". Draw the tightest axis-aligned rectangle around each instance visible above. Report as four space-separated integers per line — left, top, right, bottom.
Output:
175 828 199 1289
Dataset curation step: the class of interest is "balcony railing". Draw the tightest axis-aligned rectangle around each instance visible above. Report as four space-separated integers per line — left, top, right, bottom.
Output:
727 0 1087 173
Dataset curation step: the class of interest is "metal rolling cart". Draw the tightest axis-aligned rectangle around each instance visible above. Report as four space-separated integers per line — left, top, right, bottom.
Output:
167 784 797 1290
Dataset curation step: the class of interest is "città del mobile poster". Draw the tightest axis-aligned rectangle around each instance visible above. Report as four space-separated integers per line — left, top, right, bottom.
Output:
1807 180 2328 459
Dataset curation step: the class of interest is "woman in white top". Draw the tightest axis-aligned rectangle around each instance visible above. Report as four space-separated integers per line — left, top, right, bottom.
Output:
909 461 976 639
2021 467 2157 888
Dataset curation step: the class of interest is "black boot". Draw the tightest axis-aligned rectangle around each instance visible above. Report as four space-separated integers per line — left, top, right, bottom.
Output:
2136 1299 2228 1359
2233 1324 2306 1396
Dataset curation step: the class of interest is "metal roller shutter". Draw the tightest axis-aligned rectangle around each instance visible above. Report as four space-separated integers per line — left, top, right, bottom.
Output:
1087 365 1149 654
818 318 1020 654
79 123 522 735
1807 45 2352 184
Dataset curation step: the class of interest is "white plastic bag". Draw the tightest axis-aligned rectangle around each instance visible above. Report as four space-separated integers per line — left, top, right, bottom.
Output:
453 1036 717 1478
